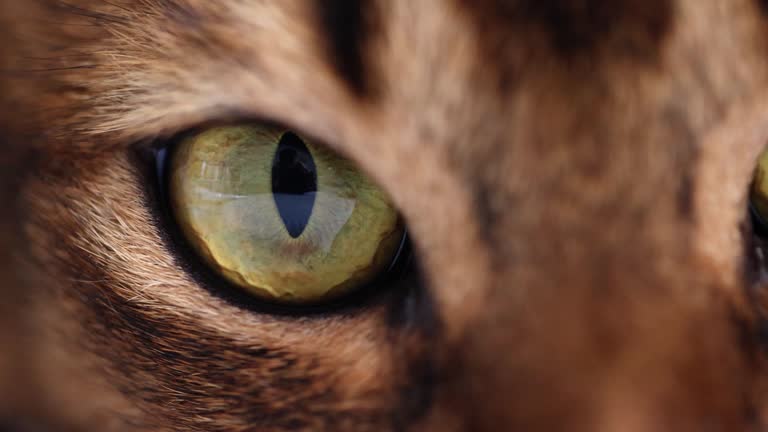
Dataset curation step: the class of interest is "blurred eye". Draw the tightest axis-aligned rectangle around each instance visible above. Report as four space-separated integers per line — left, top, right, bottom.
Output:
752 147 768 232
167 123 405 304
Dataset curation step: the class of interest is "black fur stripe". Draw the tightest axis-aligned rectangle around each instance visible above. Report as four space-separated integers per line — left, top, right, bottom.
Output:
455 0 673 60
314 0 380 98
758 0 768 16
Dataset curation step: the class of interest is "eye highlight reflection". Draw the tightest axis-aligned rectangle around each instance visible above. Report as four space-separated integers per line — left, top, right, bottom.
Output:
168 124 405 304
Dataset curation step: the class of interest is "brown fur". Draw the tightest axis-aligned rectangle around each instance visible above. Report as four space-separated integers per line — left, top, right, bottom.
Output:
3 0 768 430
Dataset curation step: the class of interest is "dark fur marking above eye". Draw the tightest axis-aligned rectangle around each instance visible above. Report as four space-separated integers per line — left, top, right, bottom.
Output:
313 0 380 99
456 0 672 55
454 0 673 88
757 0 768 16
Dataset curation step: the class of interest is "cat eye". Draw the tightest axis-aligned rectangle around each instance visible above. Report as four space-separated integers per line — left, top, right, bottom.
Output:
166 123 406 304
751 147 768 232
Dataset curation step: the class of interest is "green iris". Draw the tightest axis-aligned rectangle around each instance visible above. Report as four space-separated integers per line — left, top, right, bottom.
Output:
753 148 768 225
169 124 404 304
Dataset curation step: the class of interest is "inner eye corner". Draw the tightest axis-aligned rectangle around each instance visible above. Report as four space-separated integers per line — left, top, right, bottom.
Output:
145 121 412 313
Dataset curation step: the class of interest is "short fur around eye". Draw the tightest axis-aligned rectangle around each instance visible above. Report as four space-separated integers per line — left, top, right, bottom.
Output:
5 0 768 431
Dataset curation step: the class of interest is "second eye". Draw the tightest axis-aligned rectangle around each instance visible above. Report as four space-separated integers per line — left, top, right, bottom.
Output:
166 123 406 305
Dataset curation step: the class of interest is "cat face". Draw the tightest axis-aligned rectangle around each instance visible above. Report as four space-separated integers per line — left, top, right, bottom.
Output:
2 0 768 430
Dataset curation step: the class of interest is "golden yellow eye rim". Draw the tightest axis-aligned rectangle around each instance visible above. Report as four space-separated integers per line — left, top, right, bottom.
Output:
165 123 406 305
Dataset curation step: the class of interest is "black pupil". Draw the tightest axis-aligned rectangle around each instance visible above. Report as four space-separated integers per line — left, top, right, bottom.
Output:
271 132 318 238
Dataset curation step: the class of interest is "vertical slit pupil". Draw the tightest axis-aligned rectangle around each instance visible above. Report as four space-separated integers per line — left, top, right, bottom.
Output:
272 132 318 238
